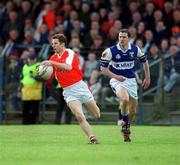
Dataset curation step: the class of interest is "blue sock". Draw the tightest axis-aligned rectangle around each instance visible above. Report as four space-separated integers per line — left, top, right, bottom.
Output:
122 114 128 124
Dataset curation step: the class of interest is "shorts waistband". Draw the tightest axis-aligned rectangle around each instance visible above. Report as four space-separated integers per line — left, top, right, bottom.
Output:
63 80 83 90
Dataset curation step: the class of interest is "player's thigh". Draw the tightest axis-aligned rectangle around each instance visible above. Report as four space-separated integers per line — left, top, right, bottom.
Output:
84 99 100 118
68 100 84 117
116 86 129 101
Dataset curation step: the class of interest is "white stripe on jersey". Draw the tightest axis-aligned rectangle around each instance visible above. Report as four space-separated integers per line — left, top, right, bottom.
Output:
110 61 134 70
66 49 74 66
137 46 144 58
101 48 112 61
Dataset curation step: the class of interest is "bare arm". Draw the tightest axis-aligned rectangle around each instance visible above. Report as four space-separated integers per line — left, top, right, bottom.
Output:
41 60 72 71
100 66 126 81
135 72 142 85
89 70 100 85
142 61 151 89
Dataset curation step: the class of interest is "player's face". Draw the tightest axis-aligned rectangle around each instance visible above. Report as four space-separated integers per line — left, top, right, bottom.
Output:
51 39 64 53
118 32 129 47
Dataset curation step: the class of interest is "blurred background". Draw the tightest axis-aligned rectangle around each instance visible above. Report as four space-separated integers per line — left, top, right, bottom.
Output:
0 0 179 125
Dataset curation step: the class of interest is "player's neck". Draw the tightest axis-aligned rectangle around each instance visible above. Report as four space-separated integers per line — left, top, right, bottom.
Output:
56 48 66 58
119 44 128 51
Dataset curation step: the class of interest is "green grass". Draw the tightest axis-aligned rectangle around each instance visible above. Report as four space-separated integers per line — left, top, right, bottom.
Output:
0 125 180 165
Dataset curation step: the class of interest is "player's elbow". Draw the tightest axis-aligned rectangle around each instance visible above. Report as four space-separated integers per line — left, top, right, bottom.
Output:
100 66 109 76
100 66 106 72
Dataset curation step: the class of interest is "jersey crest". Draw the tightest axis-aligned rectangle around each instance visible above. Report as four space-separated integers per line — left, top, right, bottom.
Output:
129 51 135 59
102 52 108 58
115 54 121 59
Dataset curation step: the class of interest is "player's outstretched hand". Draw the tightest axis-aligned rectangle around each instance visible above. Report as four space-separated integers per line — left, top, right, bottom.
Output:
142 77 150 89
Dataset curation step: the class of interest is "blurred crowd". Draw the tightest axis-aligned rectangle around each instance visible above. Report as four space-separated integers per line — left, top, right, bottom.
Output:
0 0 180 123
0 0 179 55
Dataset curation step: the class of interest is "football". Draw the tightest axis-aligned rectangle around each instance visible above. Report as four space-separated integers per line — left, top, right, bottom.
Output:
38 64 54 80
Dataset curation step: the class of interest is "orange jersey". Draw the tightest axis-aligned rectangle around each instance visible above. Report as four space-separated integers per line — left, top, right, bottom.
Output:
50 49 83 88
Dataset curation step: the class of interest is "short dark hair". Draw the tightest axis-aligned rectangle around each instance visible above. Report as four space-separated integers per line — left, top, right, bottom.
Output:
51 33 67 46
119 29 130 37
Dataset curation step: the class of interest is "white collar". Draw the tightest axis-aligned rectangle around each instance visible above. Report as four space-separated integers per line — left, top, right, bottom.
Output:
116 43 131 51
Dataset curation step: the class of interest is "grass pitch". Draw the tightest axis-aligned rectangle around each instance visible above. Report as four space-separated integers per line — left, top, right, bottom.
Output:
0 125 180 165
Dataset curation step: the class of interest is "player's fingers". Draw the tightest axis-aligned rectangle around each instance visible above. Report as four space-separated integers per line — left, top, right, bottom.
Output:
120 76 126 81
120 78 125 82
41 61 48 65
36 66 39 72
144 81 149 89
144 84 148 89
142 80 147 89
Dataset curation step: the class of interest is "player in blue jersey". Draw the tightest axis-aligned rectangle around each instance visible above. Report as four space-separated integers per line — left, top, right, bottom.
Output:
100 29 150 142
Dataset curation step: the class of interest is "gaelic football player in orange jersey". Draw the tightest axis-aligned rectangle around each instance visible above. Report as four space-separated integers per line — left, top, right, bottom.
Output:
41 33 100 144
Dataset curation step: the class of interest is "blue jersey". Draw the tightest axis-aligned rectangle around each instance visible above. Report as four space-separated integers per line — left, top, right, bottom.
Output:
100 43 147 78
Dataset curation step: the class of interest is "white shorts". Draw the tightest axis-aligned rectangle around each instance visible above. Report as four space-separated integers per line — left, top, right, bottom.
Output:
110 78 138 100
63 80 94 104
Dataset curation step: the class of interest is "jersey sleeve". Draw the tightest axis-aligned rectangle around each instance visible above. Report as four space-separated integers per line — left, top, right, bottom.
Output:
100 48 112 67
137 46 147 63
66 49 74 66
49 55 54 61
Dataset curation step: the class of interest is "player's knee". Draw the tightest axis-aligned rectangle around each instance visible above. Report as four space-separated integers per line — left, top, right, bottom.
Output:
75 113 85 123
120 98 129 106
121 98 129 102
94 108 101 119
